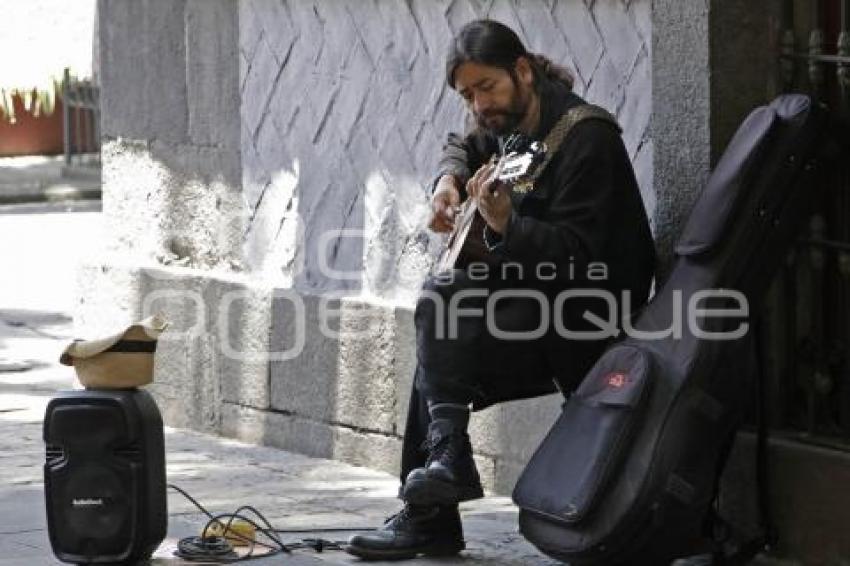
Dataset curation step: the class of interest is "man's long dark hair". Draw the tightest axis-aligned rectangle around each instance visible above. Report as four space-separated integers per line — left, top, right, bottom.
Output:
446 20 574 92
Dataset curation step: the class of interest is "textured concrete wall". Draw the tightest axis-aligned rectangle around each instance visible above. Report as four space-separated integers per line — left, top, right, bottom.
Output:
721 433 850 563
87 0 653 495
87 2 850 556
239 0 654 298
651 0 712 285
73 257 563 492
650 3 847 561
710 0 783 160
98 0 243 272
231 0 653 491
76 262 273 432
651 0 783 284
84 0 249 434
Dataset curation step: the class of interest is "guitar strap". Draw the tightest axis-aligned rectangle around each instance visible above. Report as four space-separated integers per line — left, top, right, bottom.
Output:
515 103 621 193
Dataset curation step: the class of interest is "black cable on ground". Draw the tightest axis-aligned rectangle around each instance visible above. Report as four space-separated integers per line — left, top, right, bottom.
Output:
167 483 374 563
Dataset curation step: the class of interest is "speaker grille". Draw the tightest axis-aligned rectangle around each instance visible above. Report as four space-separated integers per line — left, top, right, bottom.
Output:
44 390 167 564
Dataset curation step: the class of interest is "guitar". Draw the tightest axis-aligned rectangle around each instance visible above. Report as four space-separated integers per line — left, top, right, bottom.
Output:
433 135 547 274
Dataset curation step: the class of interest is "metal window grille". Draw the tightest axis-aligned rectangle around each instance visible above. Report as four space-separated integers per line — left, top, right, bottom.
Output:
62 67 100 166
762 0 850 448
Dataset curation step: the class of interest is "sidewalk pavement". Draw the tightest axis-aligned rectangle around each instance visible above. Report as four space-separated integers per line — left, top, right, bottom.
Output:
0 301 558 566
0 155 100 204
0 203 793 566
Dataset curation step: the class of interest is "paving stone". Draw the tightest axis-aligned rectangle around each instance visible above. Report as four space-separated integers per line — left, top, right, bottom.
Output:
0 298 530 563
0 389 554 565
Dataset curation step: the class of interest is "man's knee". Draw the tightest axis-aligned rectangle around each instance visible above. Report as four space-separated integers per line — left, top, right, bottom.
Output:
415 269 488 331
415 270 461 333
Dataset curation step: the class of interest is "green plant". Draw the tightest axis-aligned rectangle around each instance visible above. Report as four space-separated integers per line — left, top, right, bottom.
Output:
0 74 63 124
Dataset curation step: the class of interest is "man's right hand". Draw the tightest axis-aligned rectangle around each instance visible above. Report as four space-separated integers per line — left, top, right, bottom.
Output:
428 175 462 233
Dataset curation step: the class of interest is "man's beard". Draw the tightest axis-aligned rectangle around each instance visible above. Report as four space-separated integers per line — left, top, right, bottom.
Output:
474 90 529 136
475 108 526 136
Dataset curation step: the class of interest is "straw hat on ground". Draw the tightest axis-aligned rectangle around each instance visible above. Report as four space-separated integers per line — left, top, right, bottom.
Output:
59 314 169 389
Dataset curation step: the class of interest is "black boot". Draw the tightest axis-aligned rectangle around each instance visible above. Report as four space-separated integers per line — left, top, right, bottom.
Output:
345 503 464 560
402 418 484 505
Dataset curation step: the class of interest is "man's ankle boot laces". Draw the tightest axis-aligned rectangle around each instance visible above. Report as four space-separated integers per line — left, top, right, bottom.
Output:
402 417 484 505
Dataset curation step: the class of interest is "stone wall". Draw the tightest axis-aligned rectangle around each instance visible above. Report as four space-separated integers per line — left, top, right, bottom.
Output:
85 1 850 560
98 0 243 271
229 0 653 491
85 0 656 495
651 0 782 283
651 0 712 285
83 0 250 431
239 0 655 297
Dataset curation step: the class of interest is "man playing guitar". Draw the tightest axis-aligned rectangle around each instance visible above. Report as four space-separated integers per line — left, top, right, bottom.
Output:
347 19 656 561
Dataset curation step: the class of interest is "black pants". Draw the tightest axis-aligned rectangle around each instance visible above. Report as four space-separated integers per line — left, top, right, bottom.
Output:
399 270 562 484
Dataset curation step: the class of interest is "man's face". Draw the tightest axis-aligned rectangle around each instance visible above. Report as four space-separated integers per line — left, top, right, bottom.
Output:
454 60 533 136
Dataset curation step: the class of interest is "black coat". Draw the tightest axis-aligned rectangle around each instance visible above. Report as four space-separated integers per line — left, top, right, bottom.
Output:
423 77 656 407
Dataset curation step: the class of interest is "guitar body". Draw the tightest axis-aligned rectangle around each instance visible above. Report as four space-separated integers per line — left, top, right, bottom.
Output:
432 136 546 275
431 104 620 277
433 207 498 274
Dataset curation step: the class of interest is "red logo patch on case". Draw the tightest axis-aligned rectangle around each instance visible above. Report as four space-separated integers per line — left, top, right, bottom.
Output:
606 372 630 388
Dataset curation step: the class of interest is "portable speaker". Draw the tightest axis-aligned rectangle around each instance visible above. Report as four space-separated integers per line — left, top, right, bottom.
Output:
43 389 167 564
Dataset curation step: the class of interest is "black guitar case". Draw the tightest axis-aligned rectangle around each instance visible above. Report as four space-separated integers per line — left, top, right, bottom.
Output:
512 94 830 564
